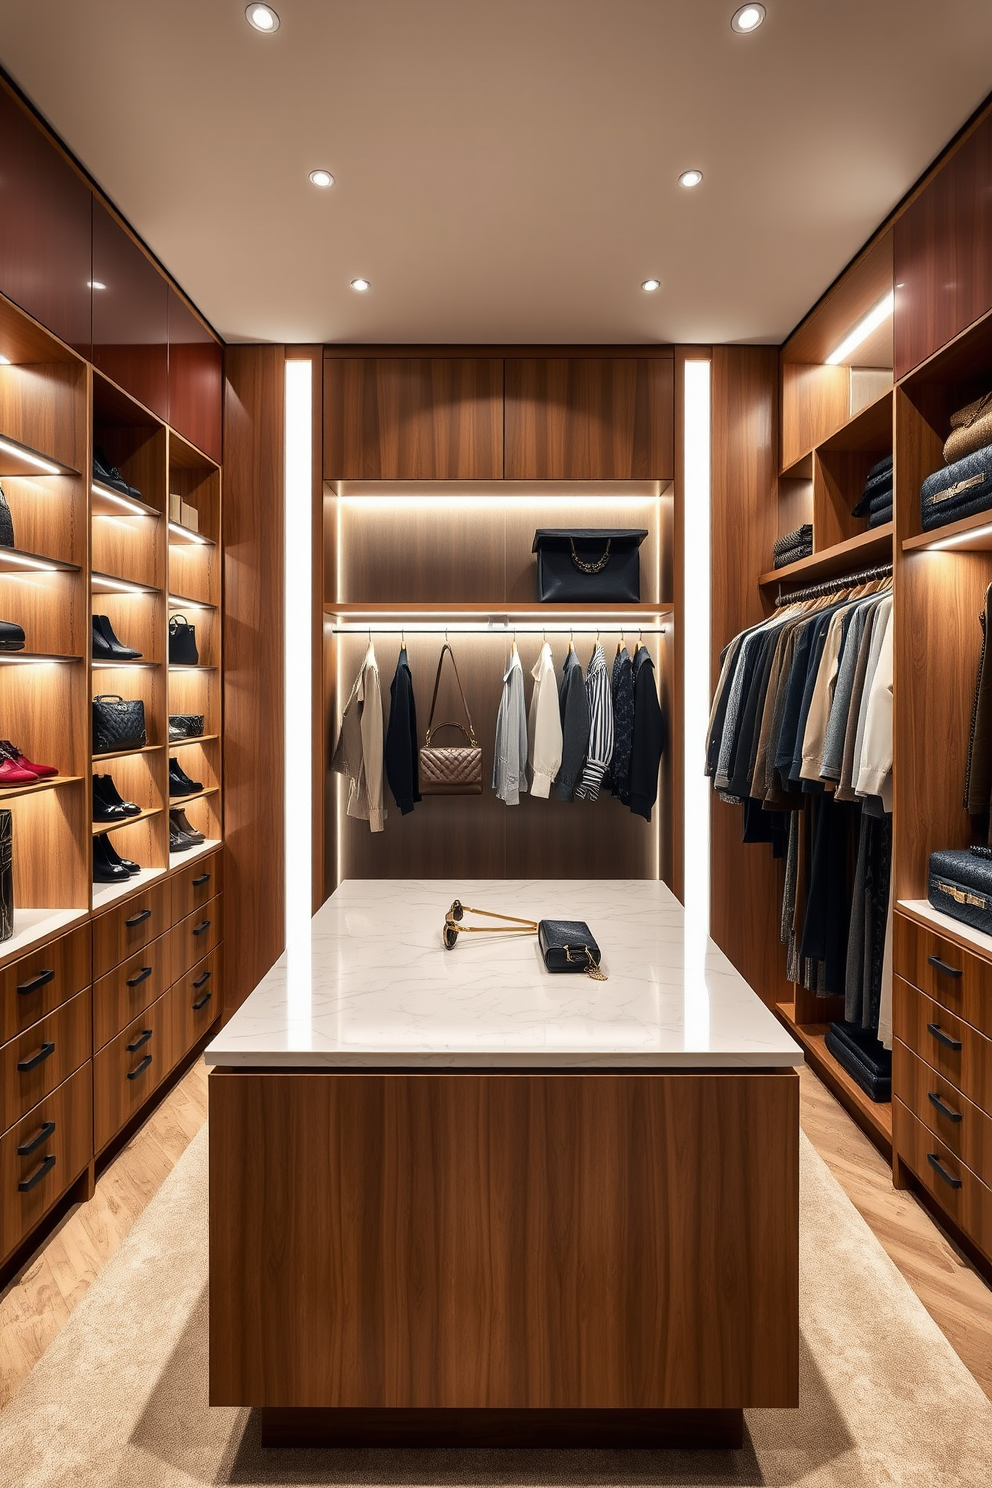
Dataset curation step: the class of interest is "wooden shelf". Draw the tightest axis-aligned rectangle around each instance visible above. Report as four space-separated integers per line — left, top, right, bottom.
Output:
898 898 992 959
92 744 163 764
0 547 79 576
816 388 894 456
168 835 222 872
167 786 219 806
168 592 216 611
0 430 76 479
91 570 160 596
0 907 90 969
91 659 157 669
902 509 992 553
168 522 213 547
775 1001 892 1157
92 865 167 911
168 732 218 750
0 652 81 666
0 773 83 801
168 664 216 672
92 806 163 837
325 602 674 618
759 524 893 589
91 482 160 519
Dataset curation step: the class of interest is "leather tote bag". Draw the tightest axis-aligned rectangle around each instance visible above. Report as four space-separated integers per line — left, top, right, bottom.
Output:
419 644 483 795
0 809 12 942
93 694 147 754
168 614 199 666
532 529 647 603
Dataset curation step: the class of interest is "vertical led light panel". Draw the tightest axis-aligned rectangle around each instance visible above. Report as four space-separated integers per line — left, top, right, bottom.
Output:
683 359 711 1041
284 358 313 1038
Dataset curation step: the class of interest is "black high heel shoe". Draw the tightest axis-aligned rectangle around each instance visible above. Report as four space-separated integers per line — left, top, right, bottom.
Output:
92 614 142 661
93 834 130 883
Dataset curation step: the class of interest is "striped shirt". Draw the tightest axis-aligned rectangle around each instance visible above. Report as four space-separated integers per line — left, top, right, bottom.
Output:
575 645 614 800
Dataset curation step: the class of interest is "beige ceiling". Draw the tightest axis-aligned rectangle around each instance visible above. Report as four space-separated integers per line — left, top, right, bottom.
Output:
1 1 991 347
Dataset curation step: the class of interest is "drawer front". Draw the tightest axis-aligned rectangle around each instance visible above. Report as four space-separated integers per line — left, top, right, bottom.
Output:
93 992 173 1152
893 1037 992 1179
0 987 92 1135
92 881 170 981
171 850 223 926
893 911 992 1027
170 945 221 1064
894 1097 992 1259
893 976 992 1116
0 923 91 1046
93 931 172 1053
0 1062 93 1261
170 897 222 981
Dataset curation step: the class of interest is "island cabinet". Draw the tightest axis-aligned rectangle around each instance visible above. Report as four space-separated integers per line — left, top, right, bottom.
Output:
206 879 802 1449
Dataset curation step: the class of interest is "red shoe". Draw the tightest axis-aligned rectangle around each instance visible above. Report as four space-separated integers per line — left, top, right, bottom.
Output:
0 755 39 784
0 740 56 778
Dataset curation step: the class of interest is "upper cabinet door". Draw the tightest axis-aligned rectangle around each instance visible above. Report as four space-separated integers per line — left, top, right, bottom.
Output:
504 357 674 480
324 357 503 480
92 202 169 420
168 288 222 464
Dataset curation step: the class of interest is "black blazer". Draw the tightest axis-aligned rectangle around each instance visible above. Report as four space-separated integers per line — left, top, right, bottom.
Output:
385 648 421 814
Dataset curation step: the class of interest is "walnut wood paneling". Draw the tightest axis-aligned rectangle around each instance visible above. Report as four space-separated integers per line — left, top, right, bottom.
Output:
0 987 91 1134
709 346 789 1007
893 911 992 1027
324 358 503 480
167 288 222 465
0 360 87 474
0 1061 92 1261
0 923 91 1046
894 1097 992 1260
504 358 673 480
92 931 172 1052
780 363 849 474
168 944 222 1062
93 990 171 1152
171 847 222 923
894 977 992 1116
223 346 285 1013
209 1070 798 1409
92 880 169 981
91 203 169 422
170 899 222 981
895 1037 992 1178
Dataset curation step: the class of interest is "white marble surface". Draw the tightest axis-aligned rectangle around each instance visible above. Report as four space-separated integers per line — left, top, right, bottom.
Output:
206 879 803 1070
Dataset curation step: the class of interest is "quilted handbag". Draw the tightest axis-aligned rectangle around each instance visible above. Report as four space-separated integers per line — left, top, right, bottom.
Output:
538 919 606 979
419 644 482 795
93 694 147 754
532 529 647 603
0 481 14 548
921 445 992 531
928 847 992 936
169 713 204 741
168 614 199 665
944 392 992 466
0 808 12 942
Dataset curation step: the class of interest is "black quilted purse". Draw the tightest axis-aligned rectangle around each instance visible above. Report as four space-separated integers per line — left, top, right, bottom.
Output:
93 694 147 754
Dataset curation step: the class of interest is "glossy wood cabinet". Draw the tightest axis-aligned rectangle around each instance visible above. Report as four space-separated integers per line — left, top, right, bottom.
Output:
92 202 170 422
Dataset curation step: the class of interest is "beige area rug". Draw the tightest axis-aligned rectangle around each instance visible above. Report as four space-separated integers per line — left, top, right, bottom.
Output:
1 1127 990 1488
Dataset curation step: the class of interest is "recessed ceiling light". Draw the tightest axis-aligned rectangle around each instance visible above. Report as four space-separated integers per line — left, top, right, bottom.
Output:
308 170 334 188
88 280 106 290
642 279 661 293
731 4 765 32
678 169 703 189
246 4 280 31
351 278 370 292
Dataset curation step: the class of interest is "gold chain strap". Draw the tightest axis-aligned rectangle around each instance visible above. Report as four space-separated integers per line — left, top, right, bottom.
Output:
569 537 612 574
564 944 608 980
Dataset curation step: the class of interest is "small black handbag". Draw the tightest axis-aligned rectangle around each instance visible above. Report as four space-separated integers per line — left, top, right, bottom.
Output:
0 808 12 942
93 694 147 754
928 847 992 935
168 614 199 666
538 919 606 979
0 482 14 548
532 529 647 603
169 713 204 741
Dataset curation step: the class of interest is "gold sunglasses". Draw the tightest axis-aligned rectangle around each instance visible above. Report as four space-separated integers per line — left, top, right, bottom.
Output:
442 900 538 950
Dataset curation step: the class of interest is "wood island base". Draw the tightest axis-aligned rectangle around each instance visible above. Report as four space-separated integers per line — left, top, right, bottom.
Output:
259 1407 745 1450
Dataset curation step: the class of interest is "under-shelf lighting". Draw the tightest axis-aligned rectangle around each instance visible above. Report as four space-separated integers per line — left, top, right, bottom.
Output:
91 574 153 595
825 291 894 364
168 521 210 544
928 522 992 551
91 484 153 517
0 551 57 573
0 437 60 476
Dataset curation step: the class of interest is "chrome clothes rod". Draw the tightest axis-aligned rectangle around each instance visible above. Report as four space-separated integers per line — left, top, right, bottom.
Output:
327 625 669 635
774 561 892 607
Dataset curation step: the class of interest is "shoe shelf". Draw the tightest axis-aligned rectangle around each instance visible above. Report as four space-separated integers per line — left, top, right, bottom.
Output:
169 835 222 871
91 570 160 596
168 786 219 806
0 652 83 666
91 805 163 837
169 732 218 750
168 523 214 547
168 663 216 672
168 592 215 611
92 743 162 764
0 773 83 801
91 481 160 520
92 865 167 911
0 430 78 479
92 659 159 670
0 548 79 576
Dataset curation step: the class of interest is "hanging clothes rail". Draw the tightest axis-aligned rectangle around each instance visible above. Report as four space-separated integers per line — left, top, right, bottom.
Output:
775 562 893 607
326 624 669 635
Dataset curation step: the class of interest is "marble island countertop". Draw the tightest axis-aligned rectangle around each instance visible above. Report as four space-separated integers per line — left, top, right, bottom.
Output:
205 879 803 1070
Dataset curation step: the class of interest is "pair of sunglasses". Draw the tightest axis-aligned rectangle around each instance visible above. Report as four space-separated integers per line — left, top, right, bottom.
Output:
442 900 538 950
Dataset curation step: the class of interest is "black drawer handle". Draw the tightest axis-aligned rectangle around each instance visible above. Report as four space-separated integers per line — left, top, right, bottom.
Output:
127 1028 152 1053
18 1120 56 1156
927 1152 963 1189
192 919 210 936
927 1021 963 1051
18 1041 55 1072
928 1091 963 1123
927 954 962 979
18 1154 56 1192
127 1053 153 1080
17 968 55 997
192 969 212 989
192 872 211 887
192 990 213 1011
126 966 153 988
125 908 152 928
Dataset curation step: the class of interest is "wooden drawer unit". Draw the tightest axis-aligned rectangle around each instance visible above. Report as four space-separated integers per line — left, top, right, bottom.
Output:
893 1038 992 1178
893 911 992 1026
169 946 221 1063
893 977 992 1115
0 923 91 1046
92 880 169 981
0 1062 93 1261
92 931 172 1053
170 897 222 981
894 1097 992 1259
0 987 92 1135
93 991 174 1153
171 850 222 925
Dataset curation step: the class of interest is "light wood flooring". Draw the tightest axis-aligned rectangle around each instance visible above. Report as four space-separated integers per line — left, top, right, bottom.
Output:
0 1060 990 1410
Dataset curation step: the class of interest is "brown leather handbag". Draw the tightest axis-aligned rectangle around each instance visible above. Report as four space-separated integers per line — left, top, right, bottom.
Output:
419 644 483 794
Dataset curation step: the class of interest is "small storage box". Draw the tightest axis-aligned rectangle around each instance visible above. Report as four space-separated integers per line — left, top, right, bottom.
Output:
532 529 647 604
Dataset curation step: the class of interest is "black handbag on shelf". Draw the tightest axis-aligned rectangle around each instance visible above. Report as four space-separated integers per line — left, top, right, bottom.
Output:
0 808 12 942
93 694 147 754
168 614 199 665
0 482 14 548
920 445 992 531
538 919 606 979
928 847 992 936
169 713 204 741
532 529 647 603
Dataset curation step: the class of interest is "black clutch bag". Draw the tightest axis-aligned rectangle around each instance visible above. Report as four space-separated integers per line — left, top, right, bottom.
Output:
169 713 204 741
93 694 147 754
0 808 12 942
532 529 647 603
168 614 199 665
928 848 992 935
538 919 605 978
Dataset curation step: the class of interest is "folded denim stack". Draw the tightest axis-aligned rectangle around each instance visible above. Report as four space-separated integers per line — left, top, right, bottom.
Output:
772 523 813 570
921 442 992 531
850 454 893 529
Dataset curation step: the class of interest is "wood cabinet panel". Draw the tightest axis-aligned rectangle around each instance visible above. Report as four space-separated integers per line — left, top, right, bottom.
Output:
0 1061 92 1261
0 987 91 1135
92 202 169 421
0 924 90 1046
324 358 503 480
168 945 221 1064
893 911 992 1029
894 1096 992 1259
170 849 223 926
504 358 673 480
170 897 222 981
209 1070 798 1410
93 991 171 1152
92 931 172 1052
167 288 222 464
894 1037 992 1180
893 977 992 1117
92 881 170 981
